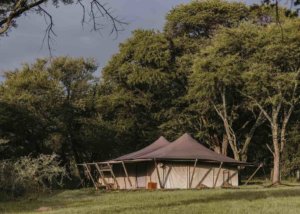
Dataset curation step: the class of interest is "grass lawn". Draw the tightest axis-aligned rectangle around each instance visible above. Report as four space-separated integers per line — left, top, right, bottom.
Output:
2 185 300 214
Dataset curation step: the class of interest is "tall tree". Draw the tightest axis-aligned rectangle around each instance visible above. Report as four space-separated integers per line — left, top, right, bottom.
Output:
99 29 181 153
190 19 300 182
242 20 300 184
0 59 62 156
0 57 114 176
160 0 282 155
189 25 266 161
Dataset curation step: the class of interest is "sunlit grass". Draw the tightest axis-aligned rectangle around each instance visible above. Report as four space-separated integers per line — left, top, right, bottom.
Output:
2 184 300 214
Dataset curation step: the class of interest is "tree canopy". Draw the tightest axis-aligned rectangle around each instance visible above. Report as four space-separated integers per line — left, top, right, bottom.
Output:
1 0 300 187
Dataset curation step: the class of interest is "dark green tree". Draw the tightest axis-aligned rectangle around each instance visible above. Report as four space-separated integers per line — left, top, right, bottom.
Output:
0 57 114 176
242 20 300 184
99 29 182 153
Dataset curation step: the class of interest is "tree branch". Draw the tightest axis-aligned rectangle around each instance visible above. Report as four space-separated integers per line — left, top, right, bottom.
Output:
38 5 56 57
1 0 128 54
0 0 46 35
266 143 275 157
90 0 127 38
242 92 272 124
241 110 266 155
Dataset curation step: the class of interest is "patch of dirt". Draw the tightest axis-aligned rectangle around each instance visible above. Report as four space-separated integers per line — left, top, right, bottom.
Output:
36 206 52 212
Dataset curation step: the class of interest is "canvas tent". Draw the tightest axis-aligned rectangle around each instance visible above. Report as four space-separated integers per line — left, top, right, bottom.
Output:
114 136 170 161
79 133 247 190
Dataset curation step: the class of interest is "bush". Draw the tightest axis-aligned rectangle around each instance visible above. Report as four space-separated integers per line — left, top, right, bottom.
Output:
0 154 67 197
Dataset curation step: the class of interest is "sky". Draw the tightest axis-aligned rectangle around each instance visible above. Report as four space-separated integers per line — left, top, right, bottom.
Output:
0 0 191 75
0 0 281 75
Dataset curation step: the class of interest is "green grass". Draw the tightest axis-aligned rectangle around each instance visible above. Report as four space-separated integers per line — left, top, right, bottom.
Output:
2 185 300 214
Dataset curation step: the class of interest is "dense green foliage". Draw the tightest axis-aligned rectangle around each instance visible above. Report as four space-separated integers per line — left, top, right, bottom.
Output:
0 154 66 197
1 0 300 187
0 57 118 181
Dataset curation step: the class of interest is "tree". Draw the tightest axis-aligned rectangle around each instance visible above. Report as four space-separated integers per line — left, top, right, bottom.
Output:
242 20 300 184
99 29 182 153
190 18 300 182
164 0 249 39
0 57 114 177
189 25 266 161
0 59 62 156
161 0 283 158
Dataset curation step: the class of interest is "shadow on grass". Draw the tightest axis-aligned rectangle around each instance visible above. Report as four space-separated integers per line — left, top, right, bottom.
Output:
3 187 300 213
175 188 300 205
107 188 300 213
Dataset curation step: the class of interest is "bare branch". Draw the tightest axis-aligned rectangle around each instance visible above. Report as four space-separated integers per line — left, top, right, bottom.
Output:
266 144 275 157
38 5 56 57
77 0 86 27
1 0 128 48
90 0 127 39
212 103 225 121
241 92 273 124
241 111 266 155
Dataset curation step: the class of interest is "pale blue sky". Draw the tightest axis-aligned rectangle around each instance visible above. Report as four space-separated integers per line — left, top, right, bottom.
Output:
0 0 285 74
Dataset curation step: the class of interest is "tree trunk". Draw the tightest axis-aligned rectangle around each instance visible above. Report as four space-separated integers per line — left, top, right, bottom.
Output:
212 90 240 160
213 146 221 154
224 123 239 161
221 134 228 156
273 152 280 184
210 134 221 154
271 124 281 184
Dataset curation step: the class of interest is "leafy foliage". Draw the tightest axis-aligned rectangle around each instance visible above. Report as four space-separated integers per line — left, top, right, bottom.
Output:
0 154 67 197
1 0 300 188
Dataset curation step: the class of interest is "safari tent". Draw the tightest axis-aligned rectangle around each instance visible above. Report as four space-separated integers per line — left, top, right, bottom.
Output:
79 133 246 190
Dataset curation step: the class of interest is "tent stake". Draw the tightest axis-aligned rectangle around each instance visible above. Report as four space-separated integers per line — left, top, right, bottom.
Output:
189 159 198 188
83 163 98 190
213 162 223 188
244 163 263 185
121 161 132 187
154 159 163 188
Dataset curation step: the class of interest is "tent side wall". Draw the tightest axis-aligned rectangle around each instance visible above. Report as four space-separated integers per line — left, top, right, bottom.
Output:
99 163 152 189
148 161 238 189
99 161 239 189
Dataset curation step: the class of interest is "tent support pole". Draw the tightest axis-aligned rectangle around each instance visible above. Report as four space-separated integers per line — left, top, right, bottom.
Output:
162 166 172 188
244 163 263 185
196 168 212 187
76 165 85 188
121 161 132 187
213 162 223 188
84 163 98 190
154 159 163 189
220 171 238 186
107 163 119 189
94 163 109 187
189 159 198 188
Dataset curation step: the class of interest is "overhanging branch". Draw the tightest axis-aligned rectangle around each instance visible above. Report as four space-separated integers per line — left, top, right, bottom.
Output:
0 0 46 35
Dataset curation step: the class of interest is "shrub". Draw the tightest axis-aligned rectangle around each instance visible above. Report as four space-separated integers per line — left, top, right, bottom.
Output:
0 154 67 197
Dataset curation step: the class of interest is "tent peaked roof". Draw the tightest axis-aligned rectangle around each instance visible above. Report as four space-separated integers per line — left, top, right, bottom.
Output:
114 136 170 161
140 133 244 164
